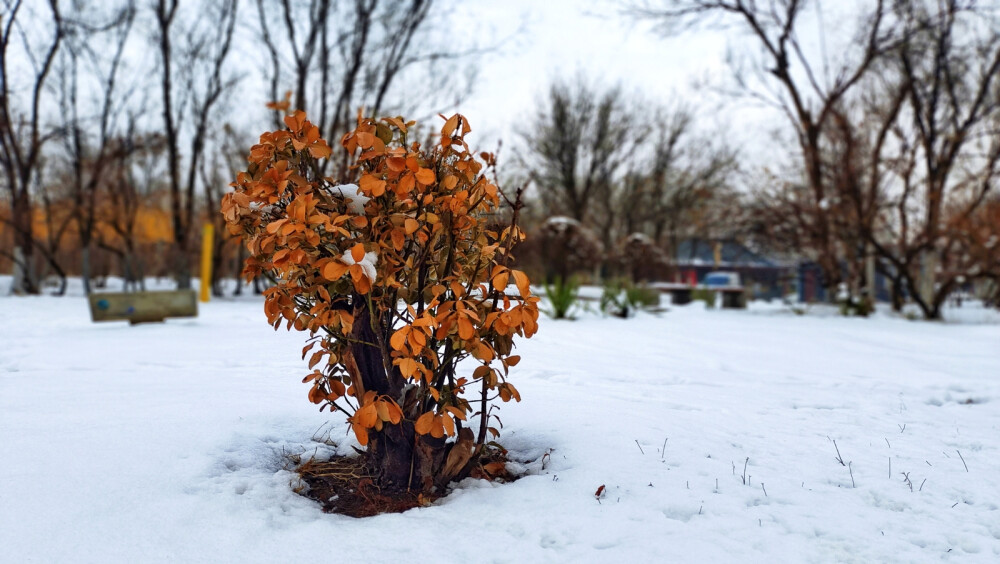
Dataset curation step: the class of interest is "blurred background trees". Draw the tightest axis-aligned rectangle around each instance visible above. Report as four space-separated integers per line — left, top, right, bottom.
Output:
1 0 998 318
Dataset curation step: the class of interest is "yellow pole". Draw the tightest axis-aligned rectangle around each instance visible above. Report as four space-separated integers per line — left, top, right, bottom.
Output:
200 223 214 303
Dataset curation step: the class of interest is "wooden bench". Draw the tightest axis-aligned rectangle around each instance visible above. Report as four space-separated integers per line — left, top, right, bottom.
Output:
88 290 198 324
650 283 694 305
716 287 747 309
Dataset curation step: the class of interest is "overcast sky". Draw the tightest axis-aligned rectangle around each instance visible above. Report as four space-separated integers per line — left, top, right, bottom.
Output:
445 0 739 152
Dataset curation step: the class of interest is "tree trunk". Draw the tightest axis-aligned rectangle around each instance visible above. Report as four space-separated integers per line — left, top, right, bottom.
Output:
81 245 92 295
174 241 192 289
350 300 450 493
11 192 38 294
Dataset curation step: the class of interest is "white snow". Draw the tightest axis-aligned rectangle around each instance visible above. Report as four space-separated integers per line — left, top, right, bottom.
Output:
339 250 378 282
330 183 369 215
1 280 999 562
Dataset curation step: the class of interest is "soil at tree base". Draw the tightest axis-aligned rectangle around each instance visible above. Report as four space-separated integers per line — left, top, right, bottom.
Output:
293 447 518 518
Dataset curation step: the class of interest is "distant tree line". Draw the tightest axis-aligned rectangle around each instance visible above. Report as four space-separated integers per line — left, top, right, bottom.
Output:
1 0 474 296
4 0 999 320
629 0 1000 319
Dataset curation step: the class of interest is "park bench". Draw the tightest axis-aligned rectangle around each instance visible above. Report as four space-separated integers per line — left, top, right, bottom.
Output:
650 282 694 305
88 290 198 324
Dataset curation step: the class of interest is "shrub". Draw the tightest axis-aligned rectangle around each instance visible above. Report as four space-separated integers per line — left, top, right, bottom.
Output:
222 111 540 495
615 233 672 282
600 278 660 318
543 276 580 319
538 216 603 282
691 287 716 308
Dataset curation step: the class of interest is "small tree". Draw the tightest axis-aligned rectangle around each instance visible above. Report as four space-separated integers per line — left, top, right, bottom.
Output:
222 111 539 494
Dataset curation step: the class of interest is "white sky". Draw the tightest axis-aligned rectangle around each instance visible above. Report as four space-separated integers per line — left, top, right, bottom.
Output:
439 0 873 171
446 0 741 153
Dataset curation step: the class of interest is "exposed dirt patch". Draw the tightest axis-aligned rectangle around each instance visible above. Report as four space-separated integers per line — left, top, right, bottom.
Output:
291 445 519 518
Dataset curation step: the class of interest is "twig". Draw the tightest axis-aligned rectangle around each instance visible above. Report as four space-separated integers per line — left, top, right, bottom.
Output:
919 478 926 491
901 471 913 492
956 450 968 472
884 437 890 448
742 457 749 485
761 482 767 497
634 440 644 455
898 423 906 433
848 461 855 488
661 437 668 459
833 440 845 466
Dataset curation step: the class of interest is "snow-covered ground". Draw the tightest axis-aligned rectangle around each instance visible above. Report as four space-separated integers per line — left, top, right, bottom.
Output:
1 281 999 562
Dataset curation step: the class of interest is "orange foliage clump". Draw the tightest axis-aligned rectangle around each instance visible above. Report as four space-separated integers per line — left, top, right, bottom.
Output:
222 109 538 491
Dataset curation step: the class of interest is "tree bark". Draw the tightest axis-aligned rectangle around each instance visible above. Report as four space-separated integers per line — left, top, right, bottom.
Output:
350 299 450 493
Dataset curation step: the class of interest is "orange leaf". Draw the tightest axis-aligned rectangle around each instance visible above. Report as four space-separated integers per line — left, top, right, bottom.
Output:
308 385 325 404
375 401 390 422
404 218 419 235
397 357 418 378
359 174 386 197
458 317 474 340
484 461 506 476
355 131 375 149
512 269 531 297
442 114 459 137
492 270 509 292
415 411 435 435
386 402 402 424
415 168 435 185
387 157 406 172
441 413 456 436
322 260 348 280
351 243 365 263
398 172 415 194
409 328 426 348
430 416 445 438
308 142 331 159
353 423 369 446
357 403 378 428
390 328 408 351
390 229 405 250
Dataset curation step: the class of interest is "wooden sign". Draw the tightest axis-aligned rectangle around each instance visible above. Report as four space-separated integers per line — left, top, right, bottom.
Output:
88 290 198 324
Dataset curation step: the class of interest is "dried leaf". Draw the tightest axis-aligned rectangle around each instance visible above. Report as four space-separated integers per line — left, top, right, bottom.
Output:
351 243 365 263
415 411 435 435
415 168 435 185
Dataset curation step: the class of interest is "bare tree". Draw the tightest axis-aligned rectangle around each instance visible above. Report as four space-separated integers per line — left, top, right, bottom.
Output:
95 119 166 292
0 0 63 294
153 0 239 289
519 77 642 238
645 107 737 255
633 0 900 299
255 0 483 180
56 0 136 294
870 0 1000 319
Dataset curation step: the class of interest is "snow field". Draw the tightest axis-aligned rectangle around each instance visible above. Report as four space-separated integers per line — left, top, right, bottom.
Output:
1 288 998 562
